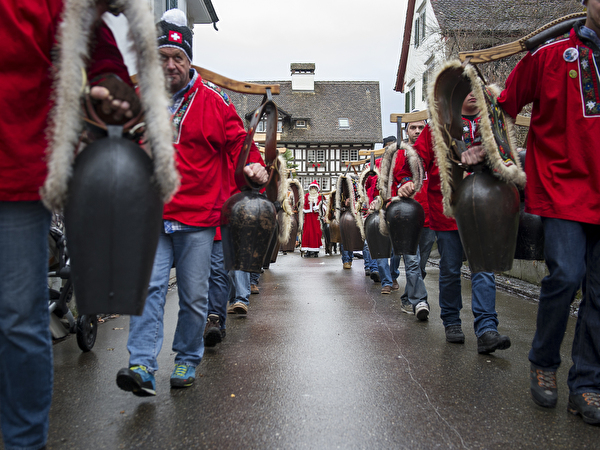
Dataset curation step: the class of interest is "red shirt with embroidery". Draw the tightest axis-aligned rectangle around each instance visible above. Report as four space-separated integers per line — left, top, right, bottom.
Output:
163 75 264 227
395 117 481 231
498 27 600 225
0 1 130 201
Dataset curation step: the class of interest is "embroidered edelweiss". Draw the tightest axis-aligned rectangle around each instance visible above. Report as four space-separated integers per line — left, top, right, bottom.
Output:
586 100 596 111
581 59 589 69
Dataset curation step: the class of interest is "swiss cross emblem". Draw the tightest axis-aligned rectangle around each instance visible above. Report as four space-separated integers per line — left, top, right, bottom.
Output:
169 31 182 43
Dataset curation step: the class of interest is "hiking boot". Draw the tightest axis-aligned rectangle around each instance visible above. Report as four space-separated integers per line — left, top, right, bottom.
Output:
204 314 222 347
250 284 259 294
477 330 511 354
381 285 392 294
365 269 371 276
530 363 558 408
415 301 430 321
391 280 400 291
170 364 196 388
230 301 248 315
370 271 381 282
116 365 156 397
568 392 600 425
343 262 352 269
445 325 465 344
400 301 414 315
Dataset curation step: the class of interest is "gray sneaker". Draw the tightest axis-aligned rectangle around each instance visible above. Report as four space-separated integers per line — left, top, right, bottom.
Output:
400 301 414 315
415 301 430 321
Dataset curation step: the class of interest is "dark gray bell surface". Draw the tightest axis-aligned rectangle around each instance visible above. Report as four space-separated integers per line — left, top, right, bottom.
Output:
365 213 391 259
515 205 545 261
339 210 364 252
453 171 520 273
64 137 163 316
221 190 277 273
386 198 424 255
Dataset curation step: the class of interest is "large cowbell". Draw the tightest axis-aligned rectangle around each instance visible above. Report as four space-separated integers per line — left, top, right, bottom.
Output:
385 198 424 255
453 170 520 273
64 137 163 315
364 213 391 258
340 210 364 252
221 97 279 272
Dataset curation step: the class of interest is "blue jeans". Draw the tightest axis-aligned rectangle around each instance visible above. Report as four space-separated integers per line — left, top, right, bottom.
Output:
340 244 353 263
250 272 260 286
208 241 229 330
363 241 378 273
436 230 498 337
530 218 600 394
418 227 436 280
0 202 52 450
127 227 215 373
377 253 401 287
400 252 428 306
229 270 250 306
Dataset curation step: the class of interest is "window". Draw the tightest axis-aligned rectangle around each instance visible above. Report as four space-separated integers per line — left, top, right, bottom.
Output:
350 149 359 161
321 178 329 191
338 118 350 129
341 149 349 161
307 149 316 162
256 119 282 133
296 120 306 128
406 84 416 113
414 5 426 48
422 58 435 102
167 0 178 9
316 150 325 162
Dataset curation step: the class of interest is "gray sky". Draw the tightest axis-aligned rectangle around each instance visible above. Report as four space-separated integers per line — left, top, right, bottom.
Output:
192 0 408 141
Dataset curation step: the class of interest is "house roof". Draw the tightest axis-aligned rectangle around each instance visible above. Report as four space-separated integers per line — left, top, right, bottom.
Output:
225 80 382 144
430 0 583 34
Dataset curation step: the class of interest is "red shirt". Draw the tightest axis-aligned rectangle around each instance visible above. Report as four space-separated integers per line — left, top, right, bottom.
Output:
163 75 264 227
0 1 130 201
498 27 600 225
392 144 431 228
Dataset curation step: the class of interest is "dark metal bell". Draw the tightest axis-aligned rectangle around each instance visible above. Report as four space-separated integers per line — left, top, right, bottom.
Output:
453 171 520 273
64 137 163 315
221 190 277 273
263 214 281 269
365 213 391 259
385 198 424 255
339 210 364 252
280 214 298 253
329 219 341 243
515 204 545 260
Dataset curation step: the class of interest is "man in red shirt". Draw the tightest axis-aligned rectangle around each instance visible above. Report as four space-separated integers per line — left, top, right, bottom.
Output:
490 0 600 424
116 10 266 397
396 93 511 353
0 2 140 448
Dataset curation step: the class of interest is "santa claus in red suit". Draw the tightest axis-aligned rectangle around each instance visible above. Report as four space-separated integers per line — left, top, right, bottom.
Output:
301 180 323 257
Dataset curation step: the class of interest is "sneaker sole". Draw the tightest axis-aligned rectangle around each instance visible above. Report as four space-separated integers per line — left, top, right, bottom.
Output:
401 308 414 315
567 399 600 425
478 339 511 354
233 306 248 315
170 378 195 389
116 369 156 397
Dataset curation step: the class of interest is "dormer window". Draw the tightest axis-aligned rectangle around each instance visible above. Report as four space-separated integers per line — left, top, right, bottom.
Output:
338 118 350 129
257 119 282 133
296 120 307 128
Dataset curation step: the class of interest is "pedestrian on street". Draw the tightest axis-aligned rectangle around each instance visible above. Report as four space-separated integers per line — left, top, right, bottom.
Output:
396 93 511 353
116 9 267 397
0 2 142 448
491 0 600 424
301 180 323 257
390 117 435 320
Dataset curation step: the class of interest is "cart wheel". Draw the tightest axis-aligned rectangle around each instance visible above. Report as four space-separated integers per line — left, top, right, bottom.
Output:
76 314 98 352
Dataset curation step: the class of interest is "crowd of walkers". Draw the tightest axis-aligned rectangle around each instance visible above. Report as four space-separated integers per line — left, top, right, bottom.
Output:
1 2 599 449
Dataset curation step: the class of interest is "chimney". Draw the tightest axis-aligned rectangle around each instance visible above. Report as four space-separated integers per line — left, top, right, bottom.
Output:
291 63 315 91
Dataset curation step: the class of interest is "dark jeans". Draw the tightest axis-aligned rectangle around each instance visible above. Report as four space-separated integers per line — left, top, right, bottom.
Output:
530 218 600 394
436 230 498 337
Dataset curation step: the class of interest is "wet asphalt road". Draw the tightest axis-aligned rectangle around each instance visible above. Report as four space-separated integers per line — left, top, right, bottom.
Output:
41 251 598 450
